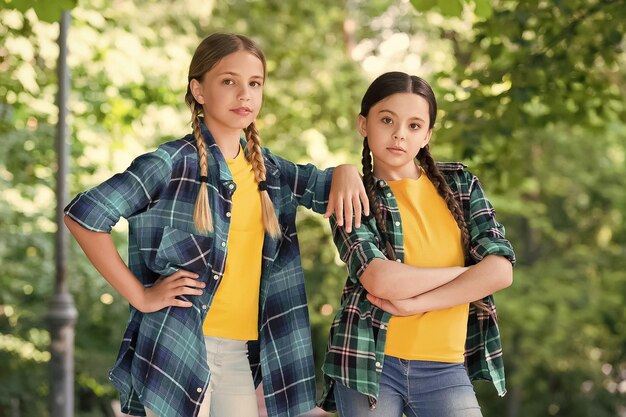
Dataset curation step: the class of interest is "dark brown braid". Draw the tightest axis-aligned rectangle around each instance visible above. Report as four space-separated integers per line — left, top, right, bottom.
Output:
417 145 489 310
417 145 470 257
362 137 396 261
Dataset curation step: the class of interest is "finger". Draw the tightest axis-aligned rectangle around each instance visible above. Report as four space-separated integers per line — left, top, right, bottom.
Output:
177 287 204 296
171 299 193 308
352 194 362 229
343 195 353 233
366 293 381 307
360 190 370 217
165 270 199 281
171 277 205 289
324 195 335 218
334 196 344 227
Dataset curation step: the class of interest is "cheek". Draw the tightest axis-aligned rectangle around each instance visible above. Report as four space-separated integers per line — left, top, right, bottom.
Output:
366 124 384 139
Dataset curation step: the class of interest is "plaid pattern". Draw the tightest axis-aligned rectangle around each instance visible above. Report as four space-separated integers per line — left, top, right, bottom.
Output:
319 162 516 411
65 122 333 417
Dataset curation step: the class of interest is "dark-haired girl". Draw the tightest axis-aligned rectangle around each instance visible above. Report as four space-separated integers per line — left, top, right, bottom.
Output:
320 71 515 417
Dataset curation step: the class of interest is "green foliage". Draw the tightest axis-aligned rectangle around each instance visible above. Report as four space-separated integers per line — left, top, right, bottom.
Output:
410 0 492 18
0 0 78 22
1 1 625 416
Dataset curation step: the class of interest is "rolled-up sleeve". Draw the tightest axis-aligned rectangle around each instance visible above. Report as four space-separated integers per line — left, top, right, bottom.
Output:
330 216 386 284
466 174 516 265
64 147 172 232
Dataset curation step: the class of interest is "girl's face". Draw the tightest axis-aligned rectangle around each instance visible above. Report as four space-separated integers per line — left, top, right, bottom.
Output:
190 50 264 139
358 92 433 181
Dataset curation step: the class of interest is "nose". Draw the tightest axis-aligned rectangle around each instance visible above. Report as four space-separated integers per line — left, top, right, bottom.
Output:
392 129 405 141
238 85 251 101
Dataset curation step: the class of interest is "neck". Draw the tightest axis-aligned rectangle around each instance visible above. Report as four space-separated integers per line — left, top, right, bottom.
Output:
204 121 242 159
373 160 421 181
214 135 241 159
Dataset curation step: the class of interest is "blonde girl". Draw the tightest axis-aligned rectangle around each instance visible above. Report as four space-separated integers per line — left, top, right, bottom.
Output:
65 33 367 417
320 72 515 417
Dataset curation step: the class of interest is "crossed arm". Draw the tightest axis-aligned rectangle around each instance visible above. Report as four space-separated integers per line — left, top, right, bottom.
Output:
365 254 513 316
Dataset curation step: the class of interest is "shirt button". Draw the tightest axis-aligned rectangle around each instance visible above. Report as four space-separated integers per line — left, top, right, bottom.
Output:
202 305 207 310
386 192 392 197
226 212 231 217
378 180 385 187
375 361 382 368
394 221 400 226
213 274 219 280
380 324 385 330
228 184 234 189
221 241 226 247
197 387 202 393
396 259 402 263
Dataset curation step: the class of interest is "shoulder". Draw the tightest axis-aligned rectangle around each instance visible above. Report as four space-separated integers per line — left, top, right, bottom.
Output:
436 161 478 193
436 161 467 172
259 146 291 177
436 161 472 180
157 134 198 161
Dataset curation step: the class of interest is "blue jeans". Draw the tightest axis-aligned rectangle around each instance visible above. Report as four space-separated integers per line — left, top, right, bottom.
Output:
334 357 482 417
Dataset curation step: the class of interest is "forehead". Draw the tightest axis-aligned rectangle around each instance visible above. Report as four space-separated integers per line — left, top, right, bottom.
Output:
209 50 265 77
373 93 430 119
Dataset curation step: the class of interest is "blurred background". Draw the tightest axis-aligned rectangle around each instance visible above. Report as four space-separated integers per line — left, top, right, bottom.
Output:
1 0 625 416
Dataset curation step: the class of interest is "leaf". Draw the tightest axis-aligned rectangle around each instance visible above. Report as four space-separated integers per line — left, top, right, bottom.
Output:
0 0 78 23
409 0 438 13
438 0 464 17
474 0 492 19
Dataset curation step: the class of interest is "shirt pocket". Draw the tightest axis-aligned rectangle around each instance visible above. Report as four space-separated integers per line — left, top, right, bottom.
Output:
154 226 213 275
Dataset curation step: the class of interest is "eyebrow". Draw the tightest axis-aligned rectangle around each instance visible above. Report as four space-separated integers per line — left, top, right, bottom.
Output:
378 109 426 123
218 71 264 80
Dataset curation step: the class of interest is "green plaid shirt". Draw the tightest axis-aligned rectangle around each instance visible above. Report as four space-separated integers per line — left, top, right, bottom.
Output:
65 122 333 417
319 162 516 411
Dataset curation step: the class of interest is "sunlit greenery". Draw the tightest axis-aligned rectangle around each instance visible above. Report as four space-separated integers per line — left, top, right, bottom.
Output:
1 0 624 416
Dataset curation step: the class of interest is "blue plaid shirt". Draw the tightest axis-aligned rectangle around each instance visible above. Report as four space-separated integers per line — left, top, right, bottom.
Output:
65 123 333 417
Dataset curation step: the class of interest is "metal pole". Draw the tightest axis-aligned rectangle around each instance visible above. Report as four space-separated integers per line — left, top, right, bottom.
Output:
48 10 77 417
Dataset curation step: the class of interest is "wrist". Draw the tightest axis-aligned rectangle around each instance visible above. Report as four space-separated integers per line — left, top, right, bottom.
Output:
129 287 148 312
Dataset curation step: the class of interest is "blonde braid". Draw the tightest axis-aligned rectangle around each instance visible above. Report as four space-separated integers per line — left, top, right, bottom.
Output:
190 102 213 234
245 122 281 239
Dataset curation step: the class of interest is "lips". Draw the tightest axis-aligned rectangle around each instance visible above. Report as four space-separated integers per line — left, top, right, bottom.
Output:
230 107 253 116
387 146 405 154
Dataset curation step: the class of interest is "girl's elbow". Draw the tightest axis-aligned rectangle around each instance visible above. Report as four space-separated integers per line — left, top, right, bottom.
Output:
499 261 514 289
360 266 387 298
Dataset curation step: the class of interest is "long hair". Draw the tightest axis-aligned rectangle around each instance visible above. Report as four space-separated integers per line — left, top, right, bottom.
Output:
185 33 280 238
360 72 485 307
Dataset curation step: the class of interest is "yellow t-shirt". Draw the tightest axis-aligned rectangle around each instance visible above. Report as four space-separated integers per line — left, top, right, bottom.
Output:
384 174 469 363
202 147 265 340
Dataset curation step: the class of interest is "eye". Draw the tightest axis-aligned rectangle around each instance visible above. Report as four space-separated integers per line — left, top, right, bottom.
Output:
222 79 235 85
409 123 421 130
381 117 393 125
250 81 262 88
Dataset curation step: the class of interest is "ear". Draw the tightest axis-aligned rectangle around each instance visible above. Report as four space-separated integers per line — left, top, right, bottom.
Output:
421 129 433 148
189 79 205 104
357 115 367 138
